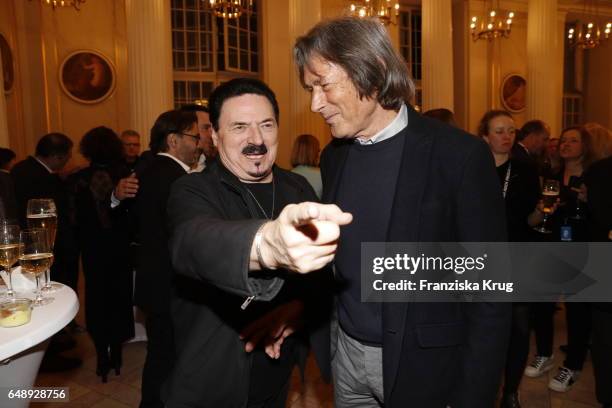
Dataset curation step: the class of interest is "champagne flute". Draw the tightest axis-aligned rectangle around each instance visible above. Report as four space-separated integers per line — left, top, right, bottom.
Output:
0 223 20 298
534 179 560 234
26 199 60 292
19 229 54 307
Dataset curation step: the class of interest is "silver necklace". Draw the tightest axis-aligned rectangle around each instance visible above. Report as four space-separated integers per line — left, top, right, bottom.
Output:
244 177 275 219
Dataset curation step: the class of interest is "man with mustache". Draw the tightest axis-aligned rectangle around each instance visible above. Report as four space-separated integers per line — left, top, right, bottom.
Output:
162 78 352 407
294 17 510 408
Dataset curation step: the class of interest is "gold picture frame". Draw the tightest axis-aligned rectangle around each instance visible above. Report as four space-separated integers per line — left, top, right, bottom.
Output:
501 74 527 113
59 50 116 104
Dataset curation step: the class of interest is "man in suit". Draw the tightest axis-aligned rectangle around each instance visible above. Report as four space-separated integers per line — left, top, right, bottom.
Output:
134 110 200 408
120 129 142 173
11 133 77 293
11 133 81 371
11 133 73 226
512 119 549 164
163 78 351 407
0 148 17 220
294 17 511 407
180 104 216 172
584 155 612 408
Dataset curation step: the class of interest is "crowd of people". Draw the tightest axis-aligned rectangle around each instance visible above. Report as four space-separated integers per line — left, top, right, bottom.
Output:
1 16 611 408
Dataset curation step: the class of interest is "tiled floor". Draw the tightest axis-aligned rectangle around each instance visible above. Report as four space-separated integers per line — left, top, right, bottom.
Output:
31 303 600 408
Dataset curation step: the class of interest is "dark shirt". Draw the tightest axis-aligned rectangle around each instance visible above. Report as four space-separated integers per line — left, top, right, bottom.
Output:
335 134 405 345
496 159 540 241
548 169 589 242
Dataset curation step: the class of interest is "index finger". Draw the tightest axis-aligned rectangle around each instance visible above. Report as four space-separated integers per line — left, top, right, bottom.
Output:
286 202 320 226
315 204 353 225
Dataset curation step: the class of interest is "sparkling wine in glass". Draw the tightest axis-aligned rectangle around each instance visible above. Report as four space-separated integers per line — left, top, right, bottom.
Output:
0 224 20 298
534 180 560 234
19 229 54 306
26 199 60 292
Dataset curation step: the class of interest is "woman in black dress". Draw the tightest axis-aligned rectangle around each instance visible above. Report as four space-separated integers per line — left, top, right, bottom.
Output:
70 127 134 382
478 110 544 408
538 126 593 393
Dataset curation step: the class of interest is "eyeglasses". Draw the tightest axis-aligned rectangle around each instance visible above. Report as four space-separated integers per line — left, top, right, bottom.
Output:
179 132 200 144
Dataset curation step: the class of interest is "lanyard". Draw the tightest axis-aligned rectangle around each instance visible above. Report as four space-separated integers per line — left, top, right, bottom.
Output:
502 162 512 199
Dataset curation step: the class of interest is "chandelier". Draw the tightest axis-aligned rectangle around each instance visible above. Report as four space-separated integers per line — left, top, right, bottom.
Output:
206 0 253 19
40 0 86 10
470 0 514 41
349 0 400 26
567 1 611 49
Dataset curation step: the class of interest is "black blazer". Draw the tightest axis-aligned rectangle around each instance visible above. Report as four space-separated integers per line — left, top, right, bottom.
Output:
510 142 531 163
320 106 511 408
11 156 68 227
0 172 18 221
134 155 188 313
163 161 332 407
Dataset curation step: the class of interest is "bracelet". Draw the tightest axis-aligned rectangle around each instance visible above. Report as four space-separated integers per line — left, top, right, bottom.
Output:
255 223 269 270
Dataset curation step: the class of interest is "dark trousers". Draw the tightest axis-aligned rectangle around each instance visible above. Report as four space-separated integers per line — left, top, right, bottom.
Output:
592 307 612 404
503 303 530 394
140 312 175 408
247 378 290 408
563 302 591 371
531 302 556 357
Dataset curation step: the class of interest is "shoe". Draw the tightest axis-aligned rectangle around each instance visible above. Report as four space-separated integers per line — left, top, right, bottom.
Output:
548 366 579 392
524 355 555 378
95 348 111 383
39 353 82 373
500 392 521 408
109 344 122 376
96 362 110 383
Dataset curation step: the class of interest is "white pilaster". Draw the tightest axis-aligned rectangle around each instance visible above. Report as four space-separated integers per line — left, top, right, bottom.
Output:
125 0 173 144
422 0 454 112
526 0 564 138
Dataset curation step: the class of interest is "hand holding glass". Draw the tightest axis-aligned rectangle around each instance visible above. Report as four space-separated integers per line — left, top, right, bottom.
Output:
534 180 560 234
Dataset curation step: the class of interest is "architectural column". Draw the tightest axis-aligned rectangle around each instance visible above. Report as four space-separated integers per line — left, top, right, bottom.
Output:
422 0 454 112
288 0 326 146
0 52 9 147
526 0 563 138
125 0 173 143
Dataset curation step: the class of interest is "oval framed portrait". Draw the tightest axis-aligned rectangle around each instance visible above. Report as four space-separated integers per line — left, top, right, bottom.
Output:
501 74 527 113
0 34 14 94
59 50 116 104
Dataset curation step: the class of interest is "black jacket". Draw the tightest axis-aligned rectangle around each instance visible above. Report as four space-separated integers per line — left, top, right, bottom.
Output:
584 156 612 313
11 156 77 286
11 156 68 228
320 106 511 408
134 155 188 313
0 171 17 221
163 161 332 407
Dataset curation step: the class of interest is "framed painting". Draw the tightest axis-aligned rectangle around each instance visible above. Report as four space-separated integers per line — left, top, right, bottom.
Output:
59 50 116 104
0 34 14 94
501 74 526 113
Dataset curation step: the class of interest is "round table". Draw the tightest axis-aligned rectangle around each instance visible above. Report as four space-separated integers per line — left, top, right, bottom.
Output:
0 284 79 407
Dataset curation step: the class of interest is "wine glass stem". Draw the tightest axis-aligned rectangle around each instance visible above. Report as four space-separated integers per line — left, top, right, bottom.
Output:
44 268 51 289
34 275 43 305
7 269 14 297
543 214 549 229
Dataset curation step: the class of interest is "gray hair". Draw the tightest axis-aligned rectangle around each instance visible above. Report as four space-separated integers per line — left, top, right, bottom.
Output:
293 17 415 110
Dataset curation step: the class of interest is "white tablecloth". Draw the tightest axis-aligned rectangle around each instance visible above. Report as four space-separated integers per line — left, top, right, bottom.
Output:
0 285 79 361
